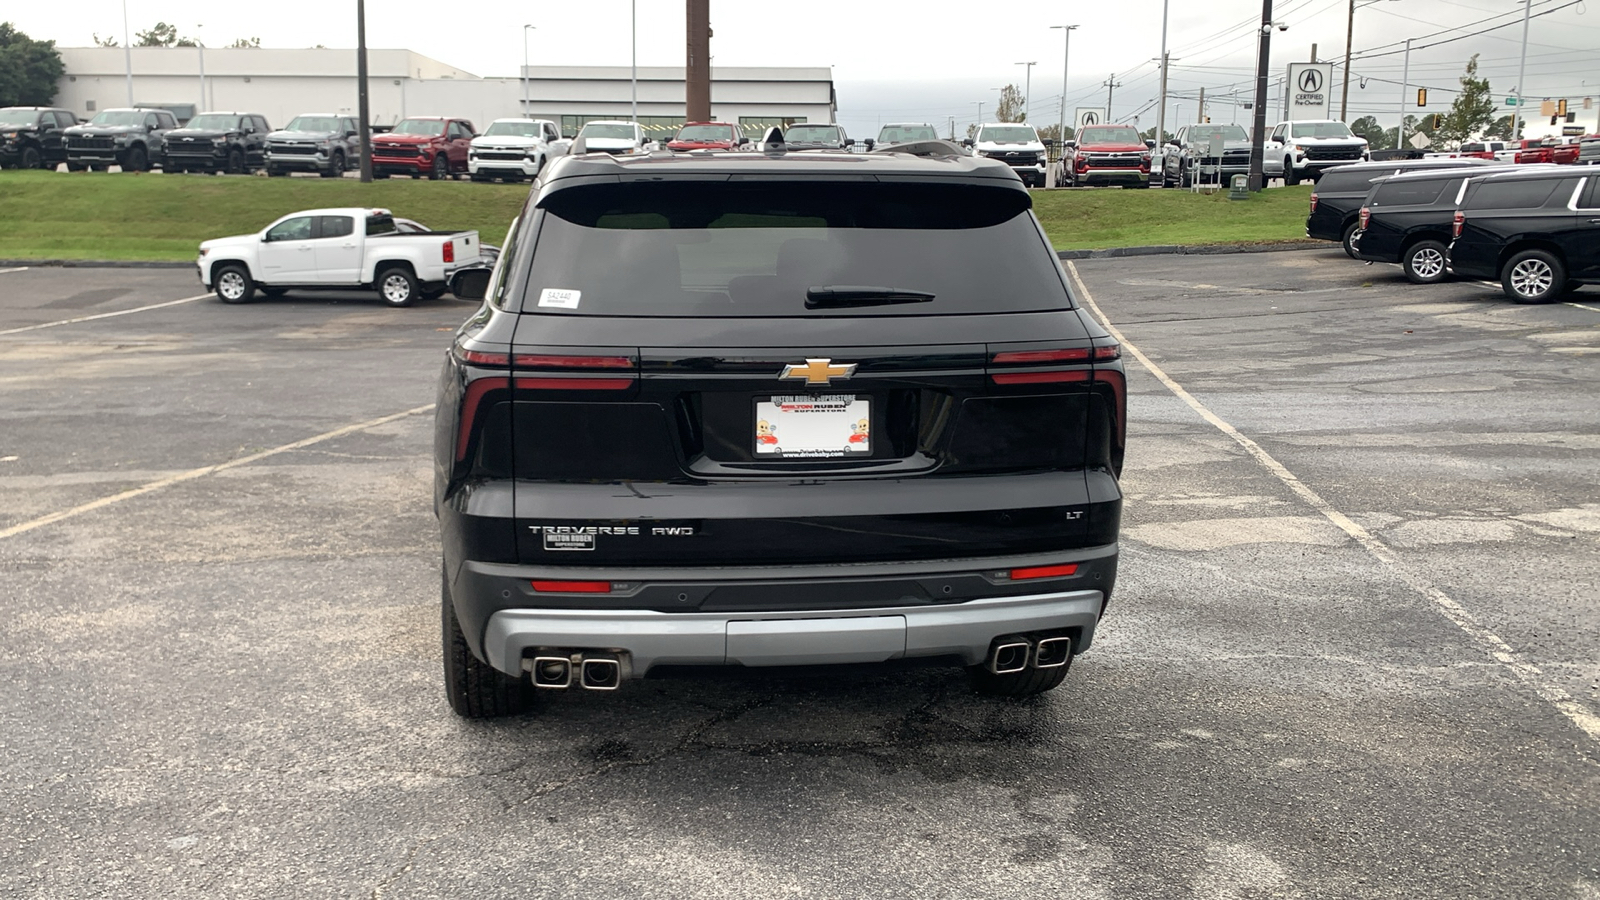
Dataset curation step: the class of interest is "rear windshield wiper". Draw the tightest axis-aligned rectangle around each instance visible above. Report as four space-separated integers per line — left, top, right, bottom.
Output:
805 286 937 309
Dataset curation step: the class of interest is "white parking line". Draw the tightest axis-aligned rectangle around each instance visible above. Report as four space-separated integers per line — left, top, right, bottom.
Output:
1066 260 1600 747
1565 301 1600 313
0 293 211 336
0 267 29 275
0 404 435 541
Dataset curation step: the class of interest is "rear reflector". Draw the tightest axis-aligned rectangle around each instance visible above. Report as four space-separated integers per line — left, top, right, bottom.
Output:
1452 210 1465 239
514 354 635 369
1010 563 1080 581
992 348 1090 364
1309 193 1318 213
531 580 612 593
1359 206 1370 229
516 377 635 391
991 370 1091 385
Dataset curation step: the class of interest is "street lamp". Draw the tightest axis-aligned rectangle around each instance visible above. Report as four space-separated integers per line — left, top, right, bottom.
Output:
1157 0 1170 154
1050 25 1077 144
1248 10 1289 191
522 25 535 116
196 25 206 113
121 0 133 105
1016 62 1037 122
1398 38 1413 148
1510 0 1533 141
631 0 638 123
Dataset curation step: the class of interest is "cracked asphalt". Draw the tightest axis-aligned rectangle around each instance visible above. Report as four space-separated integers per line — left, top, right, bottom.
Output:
0 253 1596 899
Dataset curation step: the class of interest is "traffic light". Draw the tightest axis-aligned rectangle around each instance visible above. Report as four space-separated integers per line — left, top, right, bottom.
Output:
1417 88 1427 107
1558 98 1568 117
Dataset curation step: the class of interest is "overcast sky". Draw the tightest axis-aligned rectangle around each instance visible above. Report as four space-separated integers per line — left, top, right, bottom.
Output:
12 0 1600 136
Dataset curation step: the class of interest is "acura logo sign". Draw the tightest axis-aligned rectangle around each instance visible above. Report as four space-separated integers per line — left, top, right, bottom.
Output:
1298 69 1323 93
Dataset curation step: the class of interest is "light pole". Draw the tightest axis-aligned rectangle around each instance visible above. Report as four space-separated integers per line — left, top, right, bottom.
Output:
1248 1 1276 191
1016 61 1037 122
522 25 535 117
1398 37 1413 149
1050 25 1077 143
1157 0 1170 150
121 0 133 105
196 26 206 114
1510 0 1532 141
631 0 638 123
357 0 372 182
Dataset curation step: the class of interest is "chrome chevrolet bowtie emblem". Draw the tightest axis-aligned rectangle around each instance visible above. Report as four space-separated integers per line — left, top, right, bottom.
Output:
780 358 857 385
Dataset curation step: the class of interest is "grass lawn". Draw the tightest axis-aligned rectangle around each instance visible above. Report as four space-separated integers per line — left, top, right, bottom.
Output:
0 169 1313 261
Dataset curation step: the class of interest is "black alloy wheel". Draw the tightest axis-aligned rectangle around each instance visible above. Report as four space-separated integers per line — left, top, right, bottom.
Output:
20 146 42 169
429 154 449 180
1283 160 1299 186
320 151 344 178
124 145 148 172
226 148 244 175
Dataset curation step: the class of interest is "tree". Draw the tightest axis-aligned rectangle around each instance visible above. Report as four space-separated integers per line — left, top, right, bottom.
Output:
0 23 65 107
1484 114 1522 142
1436 54 1496 148
1036 123 1074 143
1382 115 1421 151
228 37 262 48
1350 115 1386 149
92 32 119 47
135 22 196 47
1139 126 1172 144
995 84 1026 123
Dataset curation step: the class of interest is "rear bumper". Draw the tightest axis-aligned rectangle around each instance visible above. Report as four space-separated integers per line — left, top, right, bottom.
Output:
482 588 1106 677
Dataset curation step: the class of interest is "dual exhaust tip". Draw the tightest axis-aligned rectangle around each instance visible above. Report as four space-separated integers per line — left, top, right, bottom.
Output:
987 634 1072 675
529 653 624 691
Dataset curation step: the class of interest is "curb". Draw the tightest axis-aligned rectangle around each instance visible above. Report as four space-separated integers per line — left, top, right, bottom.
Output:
1057 240 1327 260
0 259 194 270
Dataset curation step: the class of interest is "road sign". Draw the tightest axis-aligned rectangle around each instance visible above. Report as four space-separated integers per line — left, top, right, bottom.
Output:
1074 108 1107 131
1286 63 1335 120
1505 97 1519 106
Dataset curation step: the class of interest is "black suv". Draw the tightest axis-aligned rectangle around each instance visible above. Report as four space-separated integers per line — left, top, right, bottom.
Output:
1355 165 1517 283
64 107 177 172
1307 159 1497 258
1447 168 1600 304
0 107 79 170
162 112 272 174
436 150 1126 716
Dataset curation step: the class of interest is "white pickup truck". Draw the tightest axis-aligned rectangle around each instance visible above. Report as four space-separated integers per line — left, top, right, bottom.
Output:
468 118 571 182
198 207 483 307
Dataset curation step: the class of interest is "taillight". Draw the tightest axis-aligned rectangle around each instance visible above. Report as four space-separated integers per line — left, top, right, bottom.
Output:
1309 193 1318 213
443 240 454 263
1359 206 1370 229
514 354 633 369
531 580 612 593
1452 210 1465 239
988 343 1119 384
1092 343 1121 361
992 370 1090 385
515 353 637 391
992 348 1090 364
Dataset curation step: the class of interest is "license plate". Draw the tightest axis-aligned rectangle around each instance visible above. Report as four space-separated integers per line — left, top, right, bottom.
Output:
755 395 870 458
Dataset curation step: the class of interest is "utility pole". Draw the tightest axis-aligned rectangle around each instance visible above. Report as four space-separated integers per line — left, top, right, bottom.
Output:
1051 25 1077 144
1341 0 1355 119
1398 38 1413 149
196 26 206 113
949 116 955 140
522 25 535 116
686 0 711 122
121 0 133 105
357 0 372 182
1016 61 1037 122
1510 0 1532 141
1105 74 1121 122
976 100 984 128
1248 0 1274 191
1157 0 1170 153
1198 86 1206 124
631 0 638 123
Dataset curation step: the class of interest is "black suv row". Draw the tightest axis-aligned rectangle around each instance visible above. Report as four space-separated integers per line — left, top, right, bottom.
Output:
0 107 80 169
1447 168 1600 303
1305 158 1497 257
162 112 272 174
436 148 1125 716
1353 165 1516 283
64 107 178 171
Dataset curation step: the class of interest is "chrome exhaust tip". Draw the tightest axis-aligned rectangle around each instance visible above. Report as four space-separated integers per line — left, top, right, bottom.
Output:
580 657 622 691
1032 636 1072 669
987 637 1031 675
530 656 573 689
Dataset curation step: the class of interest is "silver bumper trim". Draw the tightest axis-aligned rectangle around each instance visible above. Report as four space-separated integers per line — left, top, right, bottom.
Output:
482 589 1104 677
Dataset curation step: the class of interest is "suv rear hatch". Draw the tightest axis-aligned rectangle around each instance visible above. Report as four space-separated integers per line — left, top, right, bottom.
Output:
459 179 1124 566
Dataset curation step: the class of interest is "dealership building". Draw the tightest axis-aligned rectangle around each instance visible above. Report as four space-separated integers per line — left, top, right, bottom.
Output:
53 47 837 138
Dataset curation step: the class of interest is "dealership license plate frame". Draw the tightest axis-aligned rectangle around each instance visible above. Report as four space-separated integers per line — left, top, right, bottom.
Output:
754 394 871 458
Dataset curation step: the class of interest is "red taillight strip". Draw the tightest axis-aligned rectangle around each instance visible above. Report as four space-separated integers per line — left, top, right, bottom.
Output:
531 580 612 593
992 348 1090 364
514 354 634 369
1011 563 1079 581
991 370 1091 385
515 376 635 391
461 350 510 367
1093 343 1121 361
455 376 510 461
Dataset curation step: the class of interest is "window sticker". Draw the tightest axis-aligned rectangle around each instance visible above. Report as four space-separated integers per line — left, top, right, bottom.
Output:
539 288 581 309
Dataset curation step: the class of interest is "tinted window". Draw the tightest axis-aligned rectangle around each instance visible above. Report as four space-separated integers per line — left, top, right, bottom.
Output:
366 215 398 236
145 114 159 129
266 217 314 242
1467 179 1564 210
318 216 354 238
522 182 1065 318
1581 178 1599 210
1079 126 1141 145
253 116 270 132
1319 170 1385 194
391 119 445 136
159 113 176 128
1372 178 1448 206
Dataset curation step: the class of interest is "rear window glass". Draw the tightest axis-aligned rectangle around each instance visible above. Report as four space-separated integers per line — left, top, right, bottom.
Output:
1372 178 1449 206
1318 170 1385 193
1468 179 1566 210
522 183 1067 317
366 215 397 236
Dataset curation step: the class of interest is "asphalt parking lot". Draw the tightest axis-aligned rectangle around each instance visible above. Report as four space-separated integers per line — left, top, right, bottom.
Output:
1 252 1597 898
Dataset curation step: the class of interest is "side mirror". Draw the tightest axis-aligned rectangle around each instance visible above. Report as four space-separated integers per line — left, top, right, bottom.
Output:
844 137 855 147
961 138 973 148
450 267 492 301
864 139 876 151
1043 138 1055 148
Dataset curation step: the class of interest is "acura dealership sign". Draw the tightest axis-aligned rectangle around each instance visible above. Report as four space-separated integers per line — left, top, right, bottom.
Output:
1286 63 1335 120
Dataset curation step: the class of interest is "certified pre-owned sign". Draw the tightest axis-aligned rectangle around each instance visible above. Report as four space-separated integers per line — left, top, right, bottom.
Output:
1286 63 1335 120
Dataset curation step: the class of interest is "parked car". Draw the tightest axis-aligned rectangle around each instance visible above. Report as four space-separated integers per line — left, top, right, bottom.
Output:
371 117 475 180
265 113 360 178
197 207 484 307
435 149 1126 716
391 216 500 267
573 120 652 155
161 112 271 174
1160 123 1281 188
1354 164 1516 283
1267 119 1369 185
666 121 745 152
63 108 176 172
1580 135 1600 165
966 123 1048 187
876 123 939 147
468 118 569 182
1306 158 1497 258
1061 124 1151 188
1514 138 1581 165
781 123 852 150
1453 140 1513 161
1445 167 1597 303
0 107 78 170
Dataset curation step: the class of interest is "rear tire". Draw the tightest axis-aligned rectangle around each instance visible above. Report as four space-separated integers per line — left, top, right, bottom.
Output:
20 146 42 170
443 566 533 718
1402 239 1448 284
1502 249 1565 304
377 266 417 307
1341 221 1361 260
968 663 1070 698
213 264 255 304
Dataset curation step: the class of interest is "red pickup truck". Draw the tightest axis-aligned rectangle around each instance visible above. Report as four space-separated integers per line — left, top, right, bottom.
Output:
666 122 747 152
1513 138 1580 165
372 117 475 179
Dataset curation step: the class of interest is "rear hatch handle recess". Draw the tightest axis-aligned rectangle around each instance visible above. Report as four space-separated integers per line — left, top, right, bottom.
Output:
805 286 936 309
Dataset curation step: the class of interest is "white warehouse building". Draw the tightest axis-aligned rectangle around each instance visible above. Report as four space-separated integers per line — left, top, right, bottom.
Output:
53 47 836 139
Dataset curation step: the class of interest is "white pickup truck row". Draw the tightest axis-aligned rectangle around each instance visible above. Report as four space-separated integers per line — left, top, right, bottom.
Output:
198 207 484 307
